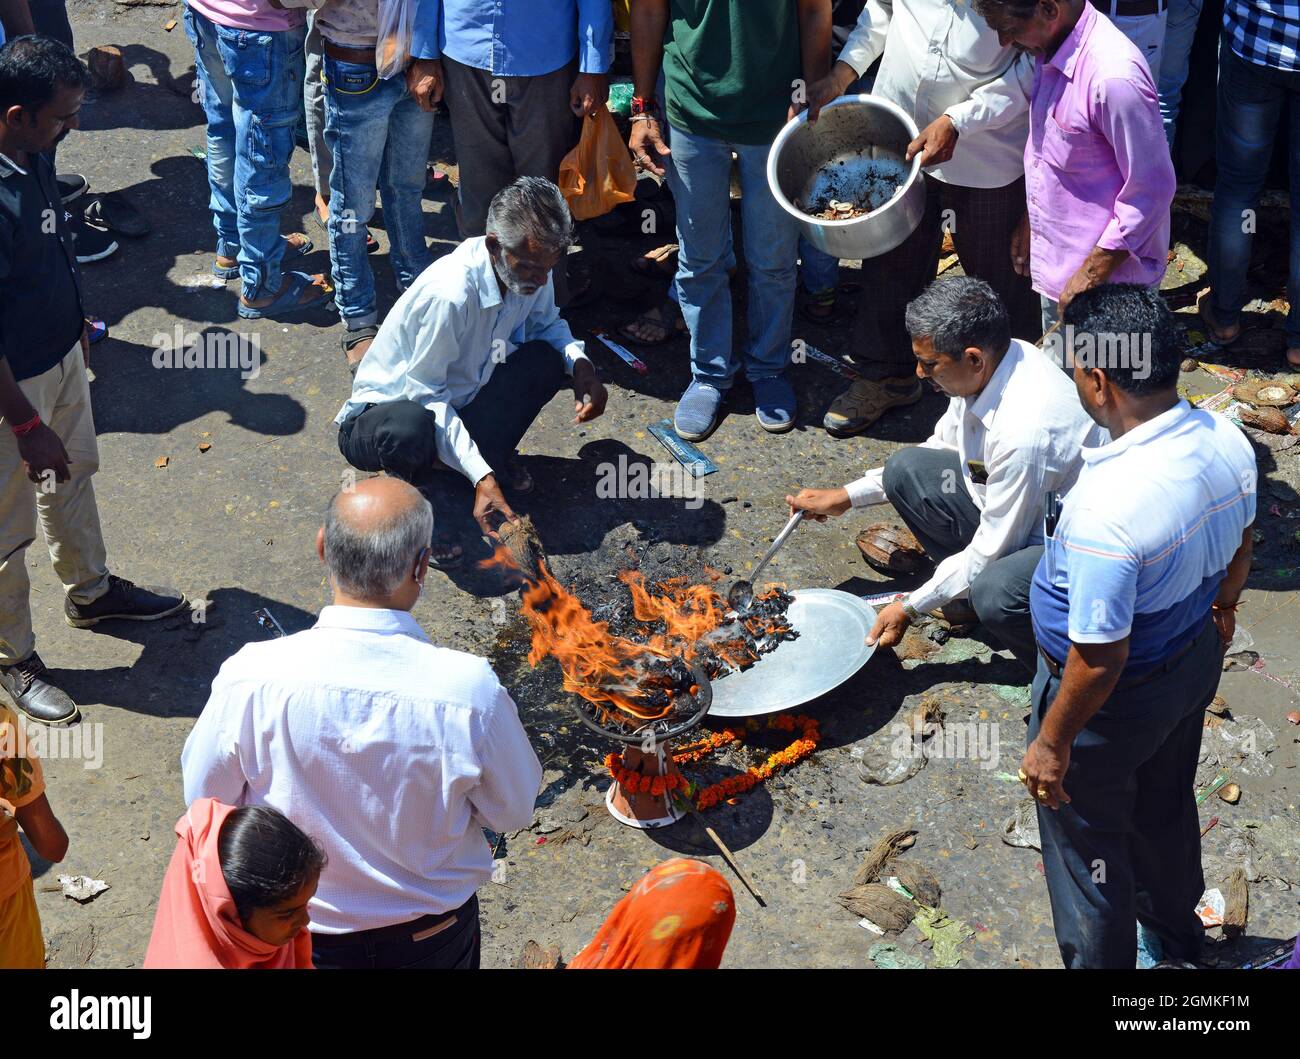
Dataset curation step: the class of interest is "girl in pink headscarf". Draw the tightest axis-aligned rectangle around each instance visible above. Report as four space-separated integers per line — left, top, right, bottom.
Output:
145 798 325 969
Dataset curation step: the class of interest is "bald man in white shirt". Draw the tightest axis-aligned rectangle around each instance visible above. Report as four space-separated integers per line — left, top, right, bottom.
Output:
788 278 1102 669
335 177 608 568
182 477 543 969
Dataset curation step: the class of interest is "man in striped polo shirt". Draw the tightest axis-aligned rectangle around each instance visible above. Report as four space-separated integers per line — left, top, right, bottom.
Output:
1023 284 1256 969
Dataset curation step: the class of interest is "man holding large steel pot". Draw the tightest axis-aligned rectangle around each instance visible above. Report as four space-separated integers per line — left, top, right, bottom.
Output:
803 0 1039 437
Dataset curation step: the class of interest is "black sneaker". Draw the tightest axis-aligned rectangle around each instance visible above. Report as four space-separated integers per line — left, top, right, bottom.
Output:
65 575 187 628
0 652 79 726
72 218 119 264
58 173 89 204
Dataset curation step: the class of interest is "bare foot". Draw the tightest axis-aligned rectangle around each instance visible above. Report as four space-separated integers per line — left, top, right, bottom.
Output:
1197 289 1242 344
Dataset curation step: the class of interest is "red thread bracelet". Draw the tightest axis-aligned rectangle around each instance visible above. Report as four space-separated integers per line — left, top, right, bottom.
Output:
10 413 41 438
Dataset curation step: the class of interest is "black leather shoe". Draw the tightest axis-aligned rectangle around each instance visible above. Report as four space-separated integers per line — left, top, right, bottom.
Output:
0 653 80 725
65 575 187 628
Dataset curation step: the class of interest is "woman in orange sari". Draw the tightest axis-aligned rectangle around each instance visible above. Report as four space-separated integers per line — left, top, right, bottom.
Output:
569 858 735 969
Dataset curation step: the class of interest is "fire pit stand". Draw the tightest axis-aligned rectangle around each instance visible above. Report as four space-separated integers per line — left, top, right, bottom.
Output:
574 665 712 830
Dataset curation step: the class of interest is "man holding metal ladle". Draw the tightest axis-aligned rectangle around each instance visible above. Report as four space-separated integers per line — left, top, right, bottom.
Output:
786 277 1100 668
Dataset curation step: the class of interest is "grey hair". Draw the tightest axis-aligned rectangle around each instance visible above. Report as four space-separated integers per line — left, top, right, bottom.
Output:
323 488 434 600
485 176 574 255
904 276 1011 360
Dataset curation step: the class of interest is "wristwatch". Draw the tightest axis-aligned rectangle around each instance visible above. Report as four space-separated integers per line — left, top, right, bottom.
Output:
900 599 923 623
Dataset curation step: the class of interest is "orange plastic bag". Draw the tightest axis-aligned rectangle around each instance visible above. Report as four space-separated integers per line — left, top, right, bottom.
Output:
559 107 638 221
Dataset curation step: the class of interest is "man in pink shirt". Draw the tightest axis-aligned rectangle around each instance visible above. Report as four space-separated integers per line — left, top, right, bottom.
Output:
974 0 1175 335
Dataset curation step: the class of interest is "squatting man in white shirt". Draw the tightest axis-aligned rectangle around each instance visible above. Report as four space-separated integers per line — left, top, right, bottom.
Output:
787 277 1102 669
182 477 543 969
334 176 609 568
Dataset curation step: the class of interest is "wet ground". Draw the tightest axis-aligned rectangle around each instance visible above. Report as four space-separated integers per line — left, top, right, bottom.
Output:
23 3 1300 969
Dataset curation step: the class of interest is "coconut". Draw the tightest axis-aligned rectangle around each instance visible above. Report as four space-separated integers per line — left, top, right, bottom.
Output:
837 883 915 933
853 827 918 885
1233 378 1297 408
856 523 927 574
892 860 941 907
1239 406 1290 435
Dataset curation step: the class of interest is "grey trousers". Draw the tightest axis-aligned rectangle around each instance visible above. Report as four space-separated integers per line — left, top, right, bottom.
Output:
441 55 577 303
304 12 332 201
881 446 1042 670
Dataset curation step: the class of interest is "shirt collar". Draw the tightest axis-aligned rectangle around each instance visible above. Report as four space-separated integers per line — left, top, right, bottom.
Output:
1047 1 1096 79
965 340 1022 429
0 150 29 178
468 237 504 311
1081 399 1191 466
314 605 431 641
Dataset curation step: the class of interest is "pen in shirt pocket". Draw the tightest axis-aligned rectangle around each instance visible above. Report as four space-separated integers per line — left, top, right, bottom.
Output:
1044 490 1062 539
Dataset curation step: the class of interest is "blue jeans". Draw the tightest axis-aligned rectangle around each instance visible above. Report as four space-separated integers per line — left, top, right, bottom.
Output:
665 126 797 386
1207 42 1300 346
323 57 434 329
1157 0 1203 147
799 238 839 297
184 7 306 300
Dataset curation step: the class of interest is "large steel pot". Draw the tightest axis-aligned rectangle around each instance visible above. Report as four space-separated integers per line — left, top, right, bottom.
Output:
767 95 926 260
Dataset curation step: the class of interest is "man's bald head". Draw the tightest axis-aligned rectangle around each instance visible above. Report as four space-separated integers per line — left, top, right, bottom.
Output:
323 477 434 602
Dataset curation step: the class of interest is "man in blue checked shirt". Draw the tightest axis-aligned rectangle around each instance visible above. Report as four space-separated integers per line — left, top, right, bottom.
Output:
1200 0 1300 372
438 0 613 307
1023 284 1256 969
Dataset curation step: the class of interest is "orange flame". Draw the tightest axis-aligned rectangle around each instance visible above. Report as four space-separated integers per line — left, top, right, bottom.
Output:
485 545 791 726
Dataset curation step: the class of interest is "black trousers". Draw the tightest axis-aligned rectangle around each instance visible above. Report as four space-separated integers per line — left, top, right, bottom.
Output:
337 340 568 502
881 446 1042 670
851 175 1039 380
311 895 480 970
1030 618 1222 969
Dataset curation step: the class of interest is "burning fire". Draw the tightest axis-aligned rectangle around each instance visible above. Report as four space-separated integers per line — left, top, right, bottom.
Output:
485 546 794 725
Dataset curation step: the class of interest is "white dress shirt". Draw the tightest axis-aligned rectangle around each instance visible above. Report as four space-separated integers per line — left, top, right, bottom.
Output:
845 339 1105 614
335 236 590 486
840 0 1033 189
181 605 543 935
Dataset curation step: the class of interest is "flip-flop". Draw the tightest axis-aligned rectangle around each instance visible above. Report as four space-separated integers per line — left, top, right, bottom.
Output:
617 301 686 347
310 209 380 253
629 243 679 278
429 536 464 571
237 270 333 320
341 324 379 376
213 234 314 280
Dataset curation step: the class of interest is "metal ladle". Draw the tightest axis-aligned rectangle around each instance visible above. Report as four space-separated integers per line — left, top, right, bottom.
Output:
727 511 805 613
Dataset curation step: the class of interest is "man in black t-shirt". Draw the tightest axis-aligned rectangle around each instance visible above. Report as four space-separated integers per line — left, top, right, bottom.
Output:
0 37 185 726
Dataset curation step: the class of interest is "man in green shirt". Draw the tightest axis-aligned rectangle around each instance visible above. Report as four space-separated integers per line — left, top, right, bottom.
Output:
629 0 831 441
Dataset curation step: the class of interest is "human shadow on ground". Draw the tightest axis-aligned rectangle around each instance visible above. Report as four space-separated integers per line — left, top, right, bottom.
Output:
47 586 316 721
435 438 728 598
88 332 307 437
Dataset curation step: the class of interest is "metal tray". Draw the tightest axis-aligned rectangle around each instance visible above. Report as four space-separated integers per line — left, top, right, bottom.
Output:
707 589 877 718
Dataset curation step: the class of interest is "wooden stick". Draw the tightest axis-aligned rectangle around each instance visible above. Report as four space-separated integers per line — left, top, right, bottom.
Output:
689 807 766 906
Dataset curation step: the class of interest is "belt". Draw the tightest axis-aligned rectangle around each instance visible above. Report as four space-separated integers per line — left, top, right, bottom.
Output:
1091 0 1167 17
1037 626 1201 692
323 40 377 65
311 896 474 947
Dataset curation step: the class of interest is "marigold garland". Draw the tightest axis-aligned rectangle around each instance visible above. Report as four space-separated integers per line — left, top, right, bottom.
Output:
603 713 820 812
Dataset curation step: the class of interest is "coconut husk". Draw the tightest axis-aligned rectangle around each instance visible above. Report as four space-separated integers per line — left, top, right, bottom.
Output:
514 940 564 969
853 827 918 886
498 515 546 584
906 697 945 742
856 523 927 574
1233 378 1298 408
87 46 126 92
837 883 916 933
1207 695 1230 717
891 860 941 907
1239 406 1290 435
1223 868 1248 938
